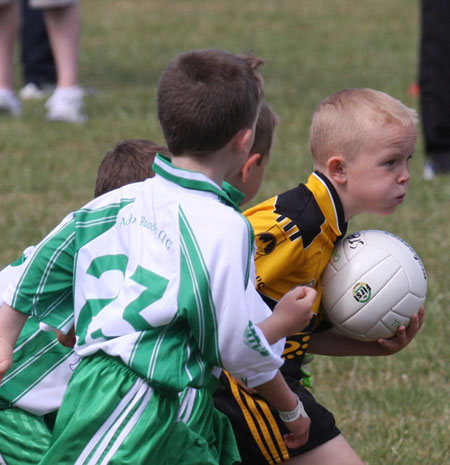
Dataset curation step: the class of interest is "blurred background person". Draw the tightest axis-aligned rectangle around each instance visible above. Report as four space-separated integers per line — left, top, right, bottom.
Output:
19 0 56 100
419 0 450 179
0 0 86 123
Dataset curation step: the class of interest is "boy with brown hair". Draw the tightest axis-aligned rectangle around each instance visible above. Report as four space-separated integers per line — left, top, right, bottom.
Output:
0 138 168 465
214 88 425 465
0 49 316 465
94 139 170 197
225 99 279 206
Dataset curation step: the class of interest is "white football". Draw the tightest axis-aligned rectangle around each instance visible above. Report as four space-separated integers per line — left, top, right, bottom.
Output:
321 230 427 341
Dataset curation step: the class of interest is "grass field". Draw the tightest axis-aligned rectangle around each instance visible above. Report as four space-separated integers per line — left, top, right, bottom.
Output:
0 1 449 464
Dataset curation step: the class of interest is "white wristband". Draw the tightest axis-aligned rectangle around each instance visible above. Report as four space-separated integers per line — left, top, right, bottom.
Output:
278 395 308 422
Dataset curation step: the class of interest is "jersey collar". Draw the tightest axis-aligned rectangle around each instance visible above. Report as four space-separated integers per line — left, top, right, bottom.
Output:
152 154 242 211
222 181 245 207
310 171 347 238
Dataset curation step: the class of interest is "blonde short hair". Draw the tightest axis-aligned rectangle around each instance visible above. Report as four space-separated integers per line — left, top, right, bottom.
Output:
309 88 418 169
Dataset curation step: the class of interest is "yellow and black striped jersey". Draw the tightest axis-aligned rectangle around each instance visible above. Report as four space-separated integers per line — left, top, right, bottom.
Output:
244 171 347 379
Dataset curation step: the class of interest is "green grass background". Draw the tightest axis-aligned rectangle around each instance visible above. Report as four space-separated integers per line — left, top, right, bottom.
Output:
0 1 449 463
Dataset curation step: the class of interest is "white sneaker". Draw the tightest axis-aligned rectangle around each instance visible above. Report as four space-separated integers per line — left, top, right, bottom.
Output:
45 86 87 124
0 89 22 116
20 82 55 100
423 160 435 180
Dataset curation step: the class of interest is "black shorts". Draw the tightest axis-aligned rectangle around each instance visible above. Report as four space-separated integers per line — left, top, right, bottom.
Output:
213 371 340 465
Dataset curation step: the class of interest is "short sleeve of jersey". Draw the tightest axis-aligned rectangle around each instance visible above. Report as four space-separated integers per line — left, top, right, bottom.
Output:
181 203 284 387
0 260 27 306
0 247 77 416
3 213 76 331
245 196 308 304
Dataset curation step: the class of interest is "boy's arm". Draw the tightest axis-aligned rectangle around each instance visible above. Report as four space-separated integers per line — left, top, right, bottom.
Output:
248 288 315 449
257 285 316 343
309 307 425 356
254 371 311 448
0 303 28 381
55 327 76 347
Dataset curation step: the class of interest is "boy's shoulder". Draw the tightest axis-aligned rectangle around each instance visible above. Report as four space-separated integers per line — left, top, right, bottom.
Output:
183 190 252 236
74 180 148 221
245 172 317 221
245 171 346 247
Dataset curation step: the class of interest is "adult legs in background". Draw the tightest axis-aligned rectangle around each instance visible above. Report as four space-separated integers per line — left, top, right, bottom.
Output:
43 1 87 123
0 2 22 115
419 0 450 178
20 0 56 99
0 0 86 122
43 2 79 89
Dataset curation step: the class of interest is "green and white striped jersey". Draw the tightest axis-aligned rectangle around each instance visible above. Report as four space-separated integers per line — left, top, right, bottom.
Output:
4 155 284 393
0 249 79 416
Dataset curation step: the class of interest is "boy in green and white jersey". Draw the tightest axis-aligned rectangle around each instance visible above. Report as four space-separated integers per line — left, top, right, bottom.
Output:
0 50 316 464
0 139 169 465
0 248 77 465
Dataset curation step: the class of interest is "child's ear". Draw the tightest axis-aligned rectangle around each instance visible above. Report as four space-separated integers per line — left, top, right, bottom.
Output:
327 155 347 184
232 128 254 155
241 153 261 182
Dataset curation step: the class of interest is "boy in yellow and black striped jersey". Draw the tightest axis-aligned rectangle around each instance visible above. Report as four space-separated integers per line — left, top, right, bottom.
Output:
215 88 426 465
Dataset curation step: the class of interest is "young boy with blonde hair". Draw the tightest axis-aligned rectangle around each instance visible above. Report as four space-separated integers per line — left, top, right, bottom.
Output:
0 50 316 465
214 88 425 465
0 139 169 465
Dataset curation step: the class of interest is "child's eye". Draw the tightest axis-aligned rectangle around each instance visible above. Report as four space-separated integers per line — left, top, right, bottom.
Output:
384 159 396 166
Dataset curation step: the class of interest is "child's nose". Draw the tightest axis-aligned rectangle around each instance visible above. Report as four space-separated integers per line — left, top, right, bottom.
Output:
398 167 410 184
